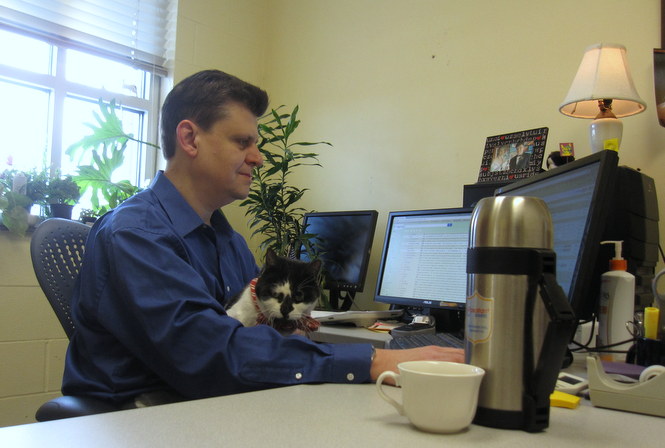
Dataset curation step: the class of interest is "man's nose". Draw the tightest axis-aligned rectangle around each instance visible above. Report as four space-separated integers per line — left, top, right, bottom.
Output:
248 145 263 167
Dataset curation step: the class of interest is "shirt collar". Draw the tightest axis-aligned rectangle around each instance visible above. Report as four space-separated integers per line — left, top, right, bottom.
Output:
150 171 232 238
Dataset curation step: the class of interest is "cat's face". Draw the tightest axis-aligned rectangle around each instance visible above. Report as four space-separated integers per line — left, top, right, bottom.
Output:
254 250 322 324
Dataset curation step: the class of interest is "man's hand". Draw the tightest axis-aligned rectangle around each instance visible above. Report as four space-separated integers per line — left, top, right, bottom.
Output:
370 346 464 384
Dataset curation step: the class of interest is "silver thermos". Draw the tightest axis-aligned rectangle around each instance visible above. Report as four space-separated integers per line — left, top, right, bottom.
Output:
465 196 576 432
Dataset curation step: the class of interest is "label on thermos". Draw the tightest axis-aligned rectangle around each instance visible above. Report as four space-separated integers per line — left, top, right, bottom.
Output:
466 291 493 343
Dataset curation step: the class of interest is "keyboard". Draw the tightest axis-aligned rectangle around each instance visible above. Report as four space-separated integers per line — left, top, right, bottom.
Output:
388 332 465 350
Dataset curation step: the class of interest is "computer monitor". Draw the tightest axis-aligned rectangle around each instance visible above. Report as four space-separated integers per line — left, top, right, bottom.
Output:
374 207 473 327
495 150 619 321
298 210 379 310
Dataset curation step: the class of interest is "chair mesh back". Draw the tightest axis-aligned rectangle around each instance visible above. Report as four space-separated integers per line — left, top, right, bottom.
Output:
30 218 91 339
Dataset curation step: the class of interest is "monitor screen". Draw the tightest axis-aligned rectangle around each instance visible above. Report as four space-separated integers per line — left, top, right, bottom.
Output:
374 208 473 312
298 210 379 293
496 150 619 321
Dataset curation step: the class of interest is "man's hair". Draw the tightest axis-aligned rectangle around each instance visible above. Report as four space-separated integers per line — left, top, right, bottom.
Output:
160 70 269 159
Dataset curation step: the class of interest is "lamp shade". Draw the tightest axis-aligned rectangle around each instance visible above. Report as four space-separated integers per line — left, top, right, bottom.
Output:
559 43 646 118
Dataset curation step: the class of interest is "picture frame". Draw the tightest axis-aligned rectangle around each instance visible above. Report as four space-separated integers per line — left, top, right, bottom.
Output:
476 127 549 183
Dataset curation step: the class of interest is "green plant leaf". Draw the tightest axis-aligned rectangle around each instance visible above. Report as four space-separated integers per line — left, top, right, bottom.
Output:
64 98 156 215
1 206 29 236
241 105 332 259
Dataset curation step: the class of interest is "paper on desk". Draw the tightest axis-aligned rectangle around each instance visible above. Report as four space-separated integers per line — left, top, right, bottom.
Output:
367 321 400 332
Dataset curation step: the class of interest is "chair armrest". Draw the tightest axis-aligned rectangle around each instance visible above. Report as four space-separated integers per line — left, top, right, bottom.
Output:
35 396 120 422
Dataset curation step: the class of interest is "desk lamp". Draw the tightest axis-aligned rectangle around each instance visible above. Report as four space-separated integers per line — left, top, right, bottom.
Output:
559 43 646 153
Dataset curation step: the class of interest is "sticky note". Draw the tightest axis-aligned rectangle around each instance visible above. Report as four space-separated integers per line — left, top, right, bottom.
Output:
603 138 619 152
550 390 581 409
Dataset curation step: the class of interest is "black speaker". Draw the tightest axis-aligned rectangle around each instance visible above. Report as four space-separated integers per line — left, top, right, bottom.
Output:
601 166 660 309
463 181 512 208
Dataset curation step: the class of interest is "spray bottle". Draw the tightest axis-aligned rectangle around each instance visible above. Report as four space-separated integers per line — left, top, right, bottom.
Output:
597 240 635 362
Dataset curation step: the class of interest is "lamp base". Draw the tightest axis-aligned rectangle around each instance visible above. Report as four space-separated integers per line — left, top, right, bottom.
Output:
589 117 623 153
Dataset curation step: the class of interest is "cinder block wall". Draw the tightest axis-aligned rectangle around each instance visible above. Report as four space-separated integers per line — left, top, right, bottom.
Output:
0 233 67 427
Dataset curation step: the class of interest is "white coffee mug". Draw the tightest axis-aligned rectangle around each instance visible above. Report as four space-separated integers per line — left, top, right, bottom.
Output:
376 360 485 434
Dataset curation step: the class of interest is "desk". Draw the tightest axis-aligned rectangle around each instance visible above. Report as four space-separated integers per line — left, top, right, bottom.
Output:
1 382 663 447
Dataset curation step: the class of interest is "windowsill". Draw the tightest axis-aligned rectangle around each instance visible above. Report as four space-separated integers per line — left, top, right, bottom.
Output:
0 225 36 237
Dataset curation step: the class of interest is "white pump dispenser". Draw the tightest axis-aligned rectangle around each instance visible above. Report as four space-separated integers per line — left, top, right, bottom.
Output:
597 240 635 361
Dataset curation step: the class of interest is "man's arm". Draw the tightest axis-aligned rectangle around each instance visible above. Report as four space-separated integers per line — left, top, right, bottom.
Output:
370 347 465 383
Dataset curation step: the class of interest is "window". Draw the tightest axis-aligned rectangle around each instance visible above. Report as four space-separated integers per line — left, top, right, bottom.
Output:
0 27 161 185
0 0 168 218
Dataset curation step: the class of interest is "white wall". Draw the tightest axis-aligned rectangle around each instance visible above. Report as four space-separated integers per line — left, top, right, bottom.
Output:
0 236 66 427
171 0 269 87
172 1 664 311
246 0 665 309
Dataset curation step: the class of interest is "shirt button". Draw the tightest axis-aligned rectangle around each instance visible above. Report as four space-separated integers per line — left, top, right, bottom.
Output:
295 372 303 380
226 286 230 292
346 373 355 382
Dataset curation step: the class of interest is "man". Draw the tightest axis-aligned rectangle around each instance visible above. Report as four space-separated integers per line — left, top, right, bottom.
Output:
509 141 531 170
62 70 462 406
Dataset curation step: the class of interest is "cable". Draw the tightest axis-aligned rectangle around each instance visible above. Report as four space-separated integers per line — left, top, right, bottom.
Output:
576 337 637 355
569 318 597 352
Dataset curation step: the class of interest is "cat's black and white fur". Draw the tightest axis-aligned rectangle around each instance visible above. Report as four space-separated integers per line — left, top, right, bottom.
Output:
226 249 322 333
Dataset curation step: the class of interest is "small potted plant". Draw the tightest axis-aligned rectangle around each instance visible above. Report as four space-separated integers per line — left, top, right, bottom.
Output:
79 208 99 224
0 169 48 235
47 175 81 219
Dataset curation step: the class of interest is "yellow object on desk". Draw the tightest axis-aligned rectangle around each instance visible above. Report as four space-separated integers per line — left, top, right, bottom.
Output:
644 307 660 340
550 390 581 409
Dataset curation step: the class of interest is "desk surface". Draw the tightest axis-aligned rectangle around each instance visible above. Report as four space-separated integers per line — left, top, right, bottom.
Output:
2 382 664 448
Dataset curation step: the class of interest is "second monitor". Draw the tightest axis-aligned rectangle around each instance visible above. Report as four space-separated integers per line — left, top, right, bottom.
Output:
374 207 473 331
298 210 379 310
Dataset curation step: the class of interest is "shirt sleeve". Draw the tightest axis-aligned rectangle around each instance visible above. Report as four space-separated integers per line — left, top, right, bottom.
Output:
93 225 372 398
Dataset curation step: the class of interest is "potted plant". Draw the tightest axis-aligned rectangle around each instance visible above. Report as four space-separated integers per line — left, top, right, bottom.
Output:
66 99 155 216
79 208 99 224
47 174 81 219
0 169 48 235
240 105 331 259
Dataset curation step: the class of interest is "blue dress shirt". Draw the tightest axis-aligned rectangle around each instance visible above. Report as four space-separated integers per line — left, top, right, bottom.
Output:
62 172 372 403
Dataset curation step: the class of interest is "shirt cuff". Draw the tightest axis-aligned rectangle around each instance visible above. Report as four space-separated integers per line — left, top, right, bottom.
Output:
327 343 374 384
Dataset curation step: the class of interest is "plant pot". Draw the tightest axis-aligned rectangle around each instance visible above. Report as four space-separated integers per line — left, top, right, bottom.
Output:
50 203 74 219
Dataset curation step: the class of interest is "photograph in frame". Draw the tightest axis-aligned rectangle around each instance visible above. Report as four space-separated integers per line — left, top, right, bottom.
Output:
476 127 549 183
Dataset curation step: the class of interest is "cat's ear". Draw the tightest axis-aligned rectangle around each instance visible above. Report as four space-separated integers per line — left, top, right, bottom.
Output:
308 259 323 275
265 248 278 266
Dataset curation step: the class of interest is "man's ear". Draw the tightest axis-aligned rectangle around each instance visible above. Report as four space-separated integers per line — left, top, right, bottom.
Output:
176 120 198 158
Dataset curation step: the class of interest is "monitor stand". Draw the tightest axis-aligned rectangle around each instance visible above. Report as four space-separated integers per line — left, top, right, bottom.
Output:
390 314 437 337
327 288 355 311
390 306 465 336
431 308 465 334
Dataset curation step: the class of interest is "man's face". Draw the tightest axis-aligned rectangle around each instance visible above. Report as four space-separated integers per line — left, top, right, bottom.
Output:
194 102 262 207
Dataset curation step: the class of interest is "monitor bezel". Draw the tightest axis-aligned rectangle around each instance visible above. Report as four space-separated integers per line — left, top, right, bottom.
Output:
495 150 619 321
299 210 379 293
373 207 474 312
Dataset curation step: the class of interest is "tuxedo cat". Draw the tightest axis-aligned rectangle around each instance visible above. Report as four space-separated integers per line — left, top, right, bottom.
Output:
226 248 323 334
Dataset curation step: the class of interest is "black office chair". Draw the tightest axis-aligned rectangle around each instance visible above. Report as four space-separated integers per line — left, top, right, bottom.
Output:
30 218 120 421
30 218 89 339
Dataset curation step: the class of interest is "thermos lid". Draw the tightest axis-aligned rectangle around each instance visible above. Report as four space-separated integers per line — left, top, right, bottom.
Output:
469 196 553 249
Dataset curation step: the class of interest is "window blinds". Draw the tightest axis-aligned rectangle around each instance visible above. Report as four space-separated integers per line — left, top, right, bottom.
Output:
0 0 168 72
